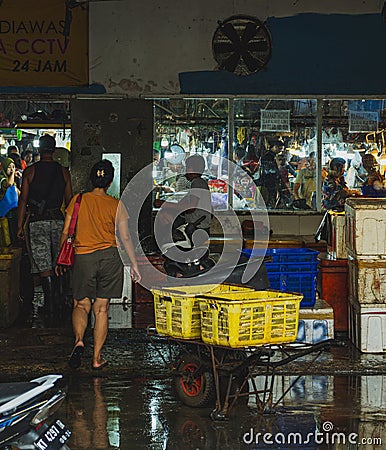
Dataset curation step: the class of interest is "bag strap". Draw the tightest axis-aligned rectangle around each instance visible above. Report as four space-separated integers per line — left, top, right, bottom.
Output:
68 194 82 237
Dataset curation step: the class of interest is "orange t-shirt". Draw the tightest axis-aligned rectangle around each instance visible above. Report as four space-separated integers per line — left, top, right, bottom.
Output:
66 192 123 255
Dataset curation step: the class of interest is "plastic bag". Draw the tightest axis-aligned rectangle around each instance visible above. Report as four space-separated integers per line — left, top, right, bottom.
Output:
0 185 18 218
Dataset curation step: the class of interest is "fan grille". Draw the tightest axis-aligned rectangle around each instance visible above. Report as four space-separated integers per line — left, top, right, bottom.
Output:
212 15 272 76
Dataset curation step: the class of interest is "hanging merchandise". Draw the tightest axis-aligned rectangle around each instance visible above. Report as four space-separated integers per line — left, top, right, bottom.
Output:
242 143 260 174
237 127 247 145
205 133 215 153
164 143 185 165
221 128 228 158
250 132 258 148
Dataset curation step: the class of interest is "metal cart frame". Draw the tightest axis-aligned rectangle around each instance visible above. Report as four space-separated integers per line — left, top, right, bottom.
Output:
147 327 337 420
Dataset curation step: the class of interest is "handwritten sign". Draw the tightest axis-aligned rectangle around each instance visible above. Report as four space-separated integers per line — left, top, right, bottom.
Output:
0 0 88 86
260 110 290 132
349 111 378 133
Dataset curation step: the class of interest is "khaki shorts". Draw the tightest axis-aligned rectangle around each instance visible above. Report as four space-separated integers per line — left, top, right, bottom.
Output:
72 247 123 300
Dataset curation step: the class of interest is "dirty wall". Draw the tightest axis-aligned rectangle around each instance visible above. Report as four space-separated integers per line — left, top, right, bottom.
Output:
88 0 385 96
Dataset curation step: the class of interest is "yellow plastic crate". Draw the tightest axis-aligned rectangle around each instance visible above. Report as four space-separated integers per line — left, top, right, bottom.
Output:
199 290 302 348
151 284 255 339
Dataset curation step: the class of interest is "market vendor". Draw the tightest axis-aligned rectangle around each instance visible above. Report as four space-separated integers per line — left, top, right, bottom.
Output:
361 153 386 196
322 157 360 212
154 154 212 235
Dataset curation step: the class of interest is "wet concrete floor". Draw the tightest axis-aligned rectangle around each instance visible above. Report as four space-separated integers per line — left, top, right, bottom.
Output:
56 374 386 450
1 328 386 449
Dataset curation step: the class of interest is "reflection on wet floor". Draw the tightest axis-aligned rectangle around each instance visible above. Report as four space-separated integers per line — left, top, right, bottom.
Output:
58 374 386 450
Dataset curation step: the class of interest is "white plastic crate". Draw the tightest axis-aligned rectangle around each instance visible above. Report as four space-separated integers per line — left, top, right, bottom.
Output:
345 198 386 258
348 257 386 304
118 266 132 303
106 302 132 328
296 299 334 344
327 211 348 259
361 376 386 411
91 301 132 329
348 297 386 353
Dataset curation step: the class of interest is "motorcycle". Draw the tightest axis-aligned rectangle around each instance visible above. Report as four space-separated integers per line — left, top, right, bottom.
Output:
159 218 270 289
0 374 71 450
160 217 216 278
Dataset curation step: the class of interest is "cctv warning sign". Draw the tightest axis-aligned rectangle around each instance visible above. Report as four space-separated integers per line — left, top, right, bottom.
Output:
0 0 88 86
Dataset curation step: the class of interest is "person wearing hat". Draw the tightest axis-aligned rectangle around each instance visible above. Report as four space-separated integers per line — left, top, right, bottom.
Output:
322 157 360 211
0 157 19 199
17 134 73 326
7 145 27 170
57 159 141 370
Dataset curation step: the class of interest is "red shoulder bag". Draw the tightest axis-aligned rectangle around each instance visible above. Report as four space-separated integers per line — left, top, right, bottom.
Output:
56 194 82 267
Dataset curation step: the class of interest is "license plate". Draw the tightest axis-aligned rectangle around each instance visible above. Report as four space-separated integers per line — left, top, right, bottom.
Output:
34 419 71 450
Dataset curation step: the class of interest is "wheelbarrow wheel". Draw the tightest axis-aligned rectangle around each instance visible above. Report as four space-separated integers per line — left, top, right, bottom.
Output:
174 354 216 408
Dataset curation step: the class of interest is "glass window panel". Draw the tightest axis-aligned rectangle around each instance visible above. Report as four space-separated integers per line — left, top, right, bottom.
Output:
233 99 317 211
322 99 386 209
153 98 230 211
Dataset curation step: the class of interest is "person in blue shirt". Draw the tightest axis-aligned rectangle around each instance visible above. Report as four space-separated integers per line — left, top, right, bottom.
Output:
322 157 360 211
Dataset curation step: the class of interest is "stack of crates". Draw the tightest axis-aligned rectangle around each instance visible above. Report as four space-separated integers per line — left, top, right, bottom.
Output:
242 248 319 308
151 284 303 348
345 198 386 353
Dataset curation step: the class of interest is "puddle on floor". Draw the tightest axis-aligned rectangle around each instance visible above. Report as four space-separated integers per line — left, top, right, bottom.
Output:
54 374 386 450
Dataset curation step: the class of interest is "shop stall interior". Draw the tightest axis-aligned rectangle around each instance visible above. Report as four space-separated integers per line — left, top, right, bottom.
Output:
0 96 385 213
0 99 71 168
152 97 386 212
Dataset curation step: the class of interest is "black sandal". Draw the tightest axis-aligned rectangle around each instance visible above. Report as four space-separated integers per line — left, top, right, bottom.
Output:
68 345 84 369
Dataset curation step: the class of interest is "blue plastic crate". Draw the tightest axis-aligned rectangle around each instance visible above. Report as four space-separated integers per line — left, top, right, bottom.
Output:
251 412 317 449
242 247 319 263
265 261 319 273
267 270 317 308
242 248 319 307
